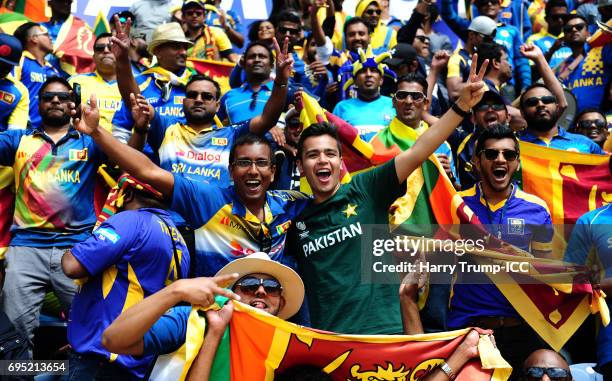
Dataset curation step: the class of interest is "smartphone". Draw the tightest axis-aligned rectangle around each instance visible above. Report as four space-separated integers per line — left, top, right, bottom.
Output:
73 82 81 109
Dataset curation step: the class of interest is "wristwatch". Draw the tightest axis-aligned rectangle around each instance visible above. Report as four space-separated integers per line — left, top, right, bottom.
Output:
440 361 456 381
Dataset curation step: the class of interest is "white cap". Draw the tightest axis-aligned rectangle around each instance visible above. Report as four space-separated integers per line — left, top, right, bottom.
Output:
468 16 498 37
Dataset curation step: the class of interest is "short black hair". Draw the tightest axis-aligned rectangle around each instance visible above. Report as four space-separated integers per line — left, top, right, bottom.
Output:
186 74 222 100
576 108 606 122
297 122 342 159
474 123 520 155
229 134 275 165
244 41 273 62
564 14 588 25
343 16 369 36
14 22 40 47
272 9 302 28
476 42 505 74
38 76 73 98
545 0 568 16
519 83 555 109
397 73 428 94
94 32 113 46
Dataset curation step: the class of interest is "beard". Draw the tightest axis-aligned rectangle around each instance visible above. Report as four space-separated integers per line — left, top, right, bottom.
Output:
524 109 558 132
42 111 71 127
185 109 215 125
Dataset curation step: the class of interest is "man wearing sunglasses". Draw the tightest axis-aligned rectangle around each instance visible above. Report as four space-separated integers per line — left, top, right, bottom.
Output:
101 252 304 378
0 77 106 355
574 109 610 149
12 22 60 130
354 0 397 53
68 33 121 133
526 0 571 72
520 349 573 381
451 124 553 379
441 0 532 95
555 14 612 113
519 83 605 154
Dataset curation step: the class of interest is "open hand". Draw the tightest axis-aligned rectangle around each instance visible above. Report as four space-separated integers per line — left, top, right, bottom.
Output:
72 94 100 136
273 37 295 85
456 53 488 110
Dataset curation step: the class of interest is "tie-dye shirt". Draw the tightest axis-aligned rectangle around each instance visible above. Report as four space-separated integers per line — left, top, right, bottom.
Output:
0 127 105 247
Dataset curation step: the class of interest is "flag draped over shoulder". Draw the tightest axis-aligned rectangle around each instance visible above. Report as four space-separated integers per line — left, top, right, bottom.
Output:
187 58 235 95
179 302 512 381
518 142 612 254
53 15 95 75
298 93 609 352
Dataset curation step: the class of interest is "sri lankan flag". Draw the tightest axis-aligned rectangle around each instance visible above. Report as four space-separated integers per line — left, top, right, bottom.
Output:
298 93 609 351
517 142 612 255
11 0 48 22
0 8 30 34
187 58 235 95
53 15 95 75
151 302 512 381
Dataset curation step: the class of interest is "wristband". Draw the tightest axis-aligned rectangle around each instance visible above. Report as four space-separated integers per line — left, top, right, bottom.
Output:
451 102 471 118
440 361 456 381
274 81 288 88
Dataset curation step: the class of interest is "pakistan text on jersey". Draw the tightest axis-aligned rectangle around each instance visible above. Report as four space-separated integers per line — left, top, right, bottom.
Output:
301 222 363 257
171 164 221 179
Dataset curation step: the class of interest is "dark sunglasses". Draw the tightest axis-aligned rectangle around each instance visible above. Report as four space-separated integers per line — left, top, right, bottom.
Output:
480 148 519 161
549 14 566 21
184 10 205 17
577 119 607 131
233 277 282 297
185 90 216 101
476 0 499 6
41 91 72 102
415 35 430 43
365 9 382 15
523 367 572 381
279 26 300 35
563 23 586 33
93 43 112 53
475 102 506 112
394 90 425 102
233 159 272 168
523 95 557 108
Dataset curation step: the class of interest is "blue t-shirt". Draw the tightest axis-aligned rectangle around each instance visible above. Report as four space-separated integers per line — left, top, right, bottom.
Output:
564 204 612 367
171 175 311 276
0 127 105 247
557 45 612 113
68 208 190 378
0 75 29 132
518 127 606 154
332 96 396 142
526 32 572 69
218 82 273 125
448 183 554 329
142 305 191 356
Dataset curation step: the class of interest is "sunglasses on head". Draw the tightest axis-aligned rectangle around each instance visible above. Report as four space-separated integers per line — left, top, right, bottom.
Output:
365 8 382 15
522 367 572 381
233 277 282 297
479 148 519 161
523 95 557 108
394 91 425 102
577 119 607 131
563 23 586 33
93 43 112 53
475 102 506 112
185 90 216 102
41 91 72 102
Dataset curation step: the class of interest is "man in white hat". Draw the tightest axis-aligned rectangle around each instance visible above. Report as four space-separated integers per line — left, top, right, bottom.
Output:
110 19 196 144
101 252 305 379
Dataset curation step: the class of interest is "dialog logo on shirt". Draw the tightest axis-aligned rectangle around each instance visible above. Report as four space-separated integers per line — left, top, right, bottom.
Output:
507 218 525 235
211 137 228 146
0 90 15 105
69 148 88 161
96 227 120 243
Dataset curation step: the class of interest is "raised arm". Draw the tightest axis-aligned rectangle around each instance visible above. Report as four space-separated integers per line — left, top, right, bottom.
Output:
520 42 567 111
248 37 293 135
395 54 488 183
127 93 155 151
110 16 141 104
102 275 239 355
72 94 174 198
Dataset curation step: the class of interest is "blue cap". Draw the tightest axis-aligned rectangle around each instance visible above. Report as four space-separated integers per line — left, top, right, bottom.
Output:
0 33 23 67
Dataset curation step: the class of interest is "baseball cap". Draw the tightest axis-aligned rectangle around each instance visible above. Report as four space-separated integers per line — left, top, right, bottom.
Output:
475 90 508 110
0 34 23 67
468 16 498 37
384 43 418 67
182 0 205 10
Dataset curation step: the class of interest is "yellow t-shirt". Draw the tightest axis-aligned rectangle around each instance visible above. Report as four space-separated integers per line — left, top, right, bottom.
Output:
189 26 233 61
69 71 121 133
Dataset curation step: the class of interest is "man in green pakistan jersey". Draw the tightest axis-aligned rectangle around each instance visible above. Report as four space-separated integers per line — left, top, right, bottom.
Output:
288 54 489 334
